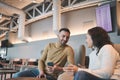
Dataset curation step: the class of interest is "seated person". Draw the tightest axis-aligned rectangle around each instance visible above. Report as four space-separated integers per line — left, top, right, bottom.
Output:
59 27 120 80
13 28 75 80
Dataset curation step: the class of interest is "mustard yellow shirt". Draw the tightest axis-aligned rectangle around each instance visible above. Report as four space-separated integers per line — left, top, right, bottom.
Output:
38 42 75 75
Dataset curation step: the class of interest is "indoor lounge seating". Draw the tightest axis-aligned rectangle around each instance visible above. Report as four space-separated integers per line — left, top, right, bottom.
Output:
58 44 120 80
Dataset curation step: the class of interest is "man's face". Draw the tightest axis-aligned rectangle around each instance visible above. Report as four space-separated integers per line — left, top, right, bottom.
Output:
58 31 70 45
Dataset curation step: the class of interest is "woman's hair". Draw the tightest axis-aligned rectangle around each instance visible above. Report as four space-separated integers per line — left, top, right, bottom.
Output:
88 27 112 55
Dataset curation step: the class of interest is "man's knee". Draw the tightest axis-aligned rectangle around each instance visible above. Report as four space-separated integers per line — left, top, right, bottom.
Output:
13 71 24 78
12 68 39 78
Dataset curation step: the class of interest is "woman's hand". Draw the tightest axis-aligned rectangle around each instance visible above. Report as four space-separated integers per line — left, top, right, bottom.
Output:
53 64 63 71
63 64 79 72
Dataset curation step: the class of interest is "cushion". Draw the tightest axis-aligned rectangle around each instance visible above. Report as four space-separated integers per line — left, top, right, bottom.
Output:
111 57 120 80
113 44 120 55
111 44 120 80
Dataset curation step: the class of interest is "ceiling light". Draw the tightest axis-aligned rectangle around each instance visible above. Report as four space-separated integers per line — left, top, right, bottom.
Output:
32 0 37 3
0 14 2 19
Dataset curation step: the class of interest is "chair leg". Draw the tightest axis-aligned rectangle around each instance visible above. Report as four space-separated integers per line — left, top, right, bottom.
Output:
1 74 3 80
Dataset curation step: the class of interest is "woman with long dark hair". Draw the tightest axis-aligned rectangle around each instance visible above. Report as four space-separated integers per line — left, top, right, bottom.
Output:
62 27 119 80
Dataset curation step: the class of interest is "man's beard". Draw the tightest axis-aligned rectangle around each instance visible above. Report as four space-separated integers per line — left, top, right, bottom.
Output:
61 41 67 45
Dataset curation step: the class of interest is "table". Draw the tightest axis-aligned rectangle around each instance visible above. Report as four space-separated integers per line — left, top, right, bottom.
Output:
0 68 17 80
6 77 47 80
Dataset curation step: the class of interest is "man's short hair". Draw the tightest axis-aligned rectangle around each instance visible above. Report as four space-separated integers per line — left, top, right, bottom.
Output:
59 28 70 34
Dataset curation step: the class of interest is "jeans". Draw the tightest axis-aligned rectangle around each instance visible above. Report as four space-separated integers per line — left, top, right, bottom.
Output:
13 68 56 80
13 68 39 78
74 71 113 80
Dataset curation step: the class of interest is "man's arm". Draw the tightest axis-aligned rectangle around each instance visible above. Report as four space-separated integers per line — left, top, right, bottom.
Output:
37 44 49 77
53 46 75 72
47 46 75 72
67 46 75 65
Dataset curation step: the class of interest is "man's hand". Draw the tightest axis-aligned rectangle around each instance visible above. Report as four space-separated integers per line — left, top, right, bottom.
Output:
46 64 63 73
37 71 46 78
46 66 54 73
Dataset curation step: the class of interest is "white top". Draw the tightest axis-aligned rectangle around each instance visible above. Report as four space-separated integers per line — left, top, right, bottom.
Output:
78 44 120 79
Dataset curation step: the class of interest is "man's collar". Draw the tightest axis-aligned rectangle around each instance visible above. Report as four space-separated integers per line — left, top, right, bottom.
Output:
56 42 65 48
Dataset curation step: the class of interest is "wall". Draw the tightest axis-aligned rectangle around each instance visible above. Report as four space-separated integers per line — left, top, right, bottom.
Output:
28 6 96 41
7 1 120 62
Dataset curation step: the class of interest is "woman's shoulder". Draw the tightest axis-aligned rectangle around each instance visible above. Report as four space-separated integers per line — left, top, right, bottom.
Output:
101 44 113 50
101 44 117 53
100 44 119 57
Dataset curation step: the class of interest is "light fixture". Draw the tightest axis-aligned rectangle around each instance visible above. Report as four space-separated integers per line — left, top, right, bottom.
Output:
31 0 44 3
32 0 37 3
0 14 2 19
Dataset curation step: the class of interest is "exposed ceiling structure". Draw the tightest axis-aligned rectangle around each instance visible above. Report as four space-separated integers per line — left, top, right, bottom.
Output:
0 0 44 22
0 0 114 40
0 0 43 9
0 0 44 39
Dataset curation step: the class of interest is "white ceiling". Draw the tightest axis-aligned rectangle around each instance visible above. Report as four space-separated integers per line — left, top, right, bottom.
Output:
0 0 43 20
0 0 45 26
0 0 43 9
